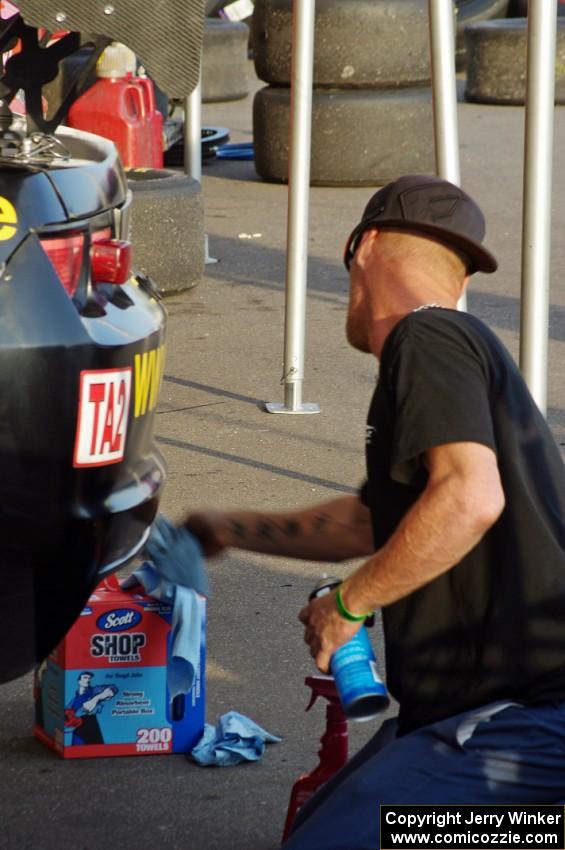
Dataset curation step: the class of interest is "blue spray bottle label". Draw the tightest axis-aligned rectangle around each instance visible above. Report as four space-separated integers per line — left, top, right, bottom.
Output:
310 577 389 722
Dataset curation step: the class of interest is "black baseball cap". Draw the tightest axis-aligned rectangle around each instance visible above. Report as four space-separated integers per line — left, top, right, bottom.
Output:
344 175 497 274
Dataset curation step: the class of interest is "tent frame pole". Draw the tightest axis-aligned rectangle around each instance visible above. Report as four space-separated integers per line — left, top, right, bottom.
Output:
519 0 557 414
267 0 320 415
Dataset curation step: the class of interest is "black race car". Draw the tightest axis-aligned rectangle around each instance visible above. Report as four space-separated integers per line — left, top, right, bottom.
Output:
0 0 204 682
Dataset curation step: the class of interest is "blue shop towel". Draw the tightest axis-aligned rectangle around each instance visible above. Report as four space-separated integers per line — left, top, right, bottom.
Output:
144 515 211 598
122 561 204 699
191 711 282 766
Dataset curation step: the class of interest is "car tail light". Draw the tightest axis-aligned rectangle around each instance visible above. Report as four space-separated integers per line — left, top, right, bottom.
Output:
40 232 85 297
91 238 132 285
91 228 112 243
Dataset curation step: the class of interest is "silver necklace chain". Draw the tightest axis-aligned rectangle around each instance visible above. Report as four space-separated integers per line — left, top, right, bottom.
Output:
412 303 449 312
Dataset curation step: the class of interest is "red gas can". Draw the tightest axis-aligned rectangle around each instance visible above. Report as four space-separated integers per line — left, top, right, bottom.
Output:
66 44 163 169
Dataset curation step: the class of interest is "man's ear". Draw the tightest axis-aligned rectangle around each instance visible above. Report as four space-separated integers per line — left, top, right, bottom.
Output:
355 228 379 267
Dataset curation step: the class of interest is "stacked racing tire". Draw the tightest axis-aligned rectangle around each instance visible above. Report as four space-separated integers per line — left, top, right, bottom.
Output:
202 17 250 103
126 169 205 295
465 17 565 105
454 0 512 68
251 0 435 186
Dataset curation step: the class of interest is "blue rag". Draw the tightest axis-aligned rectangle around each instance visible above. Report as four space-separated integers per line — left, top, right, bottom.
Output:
123 560 204 700
191 711 282 767
143 515 211 598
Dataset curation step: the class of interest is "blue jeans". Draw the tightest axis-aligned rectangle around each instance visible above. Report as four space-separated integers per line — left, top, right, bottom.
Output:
282 701 565 850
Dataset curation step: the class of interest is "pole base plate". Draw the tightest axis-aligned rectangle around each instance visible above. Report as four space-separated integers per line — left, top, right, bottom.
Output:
265 402 321 415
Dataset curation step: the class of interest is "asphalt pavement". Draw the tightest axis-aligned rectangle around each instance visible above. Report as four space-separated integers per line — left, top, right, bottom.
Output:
2 64 565 850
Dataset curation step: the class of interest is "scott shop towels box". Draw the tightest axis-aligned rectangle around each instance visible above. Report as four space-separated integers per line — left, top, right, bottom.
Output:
34 576 205 758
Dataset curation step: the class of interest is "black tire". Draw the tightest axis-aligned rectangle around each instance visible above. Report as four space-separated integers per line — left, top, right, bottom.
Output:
508 1 565 15
202 18 250 103
507 0 527 14
252 0 431 89
455 0 511 68
253 85 435 187
465 18 565 105
126 168 204 295
164 126 231 167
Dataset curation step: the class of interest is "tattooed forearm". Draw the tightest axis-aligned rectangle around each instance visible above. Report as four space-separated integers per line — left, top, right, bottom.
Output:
257 515 332 545
187 496 372 560
229 515 333 549
219 496 374 561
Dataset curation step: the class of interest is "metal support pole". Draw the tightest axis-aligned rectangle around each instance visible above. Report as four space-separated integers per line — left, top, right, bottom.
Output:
519 0 557 414
266 0 320 414
428 0 466 311
184 67 216 263
184 71 202 182
428 0 460 184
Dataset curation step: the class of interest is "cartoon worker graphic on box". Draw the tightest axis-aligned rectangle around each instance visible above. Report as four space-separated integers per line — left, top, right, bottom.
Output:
65 672 118 745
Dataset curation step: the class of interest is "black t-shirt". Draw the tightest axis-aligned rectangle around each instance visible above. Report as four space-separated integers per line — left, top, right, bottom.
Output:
361 307 565 735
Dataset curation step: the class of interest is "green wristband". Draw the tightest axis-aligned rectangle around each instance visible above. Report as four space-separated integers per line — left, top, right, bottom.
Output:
335 586 371 622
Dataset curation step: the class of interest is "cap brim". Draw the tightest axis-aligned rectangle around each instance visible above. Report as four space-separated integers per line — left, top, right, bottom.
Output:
344 218 498 274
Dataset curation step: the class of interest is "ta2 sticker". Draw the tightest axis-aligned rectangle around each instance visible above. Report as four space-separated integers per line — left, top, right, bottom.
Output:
73 368 132 467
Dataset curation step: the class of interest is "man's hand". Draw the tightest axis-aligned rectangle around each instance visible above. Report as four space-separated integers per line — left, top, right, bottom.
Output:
185 510 227 557
299 591 363 673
